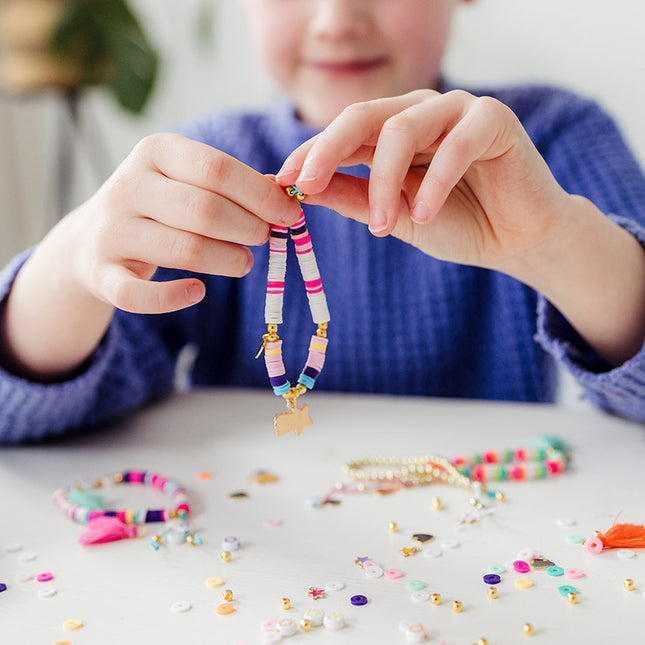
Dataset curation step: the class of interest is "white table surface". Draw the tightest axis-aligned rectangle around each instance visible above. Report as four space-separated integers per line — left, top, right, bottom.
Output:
1 389 644 644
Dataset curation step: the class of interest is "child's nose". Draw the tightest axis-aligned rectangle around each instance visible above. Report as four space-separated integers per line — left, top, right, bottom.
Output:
309 0 370 39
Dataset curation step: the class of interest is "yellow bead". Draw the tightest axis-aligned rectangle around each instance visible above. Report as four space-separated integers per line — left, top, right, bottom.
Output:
477 639 488 645
430 593 441 605
624 578 635 591
223 589 233 602
300 619 312 632
523 623 535 636
567 592 578 604
221 551 231 562
281 597 291 610
432 496 442 510
389 521 398 532
487 586 498 599
495 491 505 502
452 600 463 613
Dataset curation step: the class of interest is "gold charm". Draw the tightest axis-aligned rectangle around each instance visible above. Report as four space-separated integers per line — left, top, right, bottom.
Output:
274 404 313 437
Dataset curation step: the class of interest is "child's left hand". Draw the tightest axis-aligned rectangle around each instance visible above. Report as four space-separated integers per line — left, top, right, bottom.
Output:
276 89 570 275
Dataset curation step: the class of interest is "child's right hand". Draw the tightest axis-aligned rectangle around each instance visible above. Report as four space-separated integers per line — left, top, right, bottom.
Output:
69 133 300 314
1 133 300 378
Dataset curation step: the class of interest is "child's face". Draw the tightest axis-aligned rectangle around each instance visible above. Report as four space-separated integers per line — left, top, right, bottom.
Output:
240 0 463 128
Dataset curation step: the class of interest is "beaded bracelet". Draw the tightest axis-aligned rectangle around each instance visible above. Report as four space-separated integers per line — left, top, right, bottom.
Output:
257 185 330 437
53 470 198 548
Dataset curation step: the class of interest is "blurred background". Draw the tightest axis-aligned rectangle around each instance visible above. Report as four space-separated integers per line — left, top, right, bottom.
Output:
1 0 643 403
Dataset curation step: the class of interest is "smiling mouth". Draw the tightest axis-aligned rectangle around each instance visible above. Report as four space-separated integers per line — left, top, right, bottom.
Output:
305 58 387 75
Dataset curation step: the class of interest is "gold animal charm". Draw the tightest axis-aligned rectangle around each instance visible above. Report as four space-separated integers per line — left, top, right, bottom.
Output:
274 404 313 437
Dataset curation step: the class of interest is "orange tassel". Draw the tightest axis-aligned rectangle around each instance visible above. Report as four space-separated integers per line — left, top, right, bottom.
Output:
585 522 645 554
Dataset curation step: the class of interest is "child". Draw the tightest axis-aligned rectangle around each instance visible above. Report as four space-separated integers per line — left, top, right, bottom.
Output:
1 0 645 444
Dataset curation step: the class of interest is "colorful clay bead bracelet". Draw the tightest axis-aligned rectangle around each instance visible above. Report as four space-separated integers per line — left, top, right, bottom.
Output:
257 185 330 437
53 470 198 547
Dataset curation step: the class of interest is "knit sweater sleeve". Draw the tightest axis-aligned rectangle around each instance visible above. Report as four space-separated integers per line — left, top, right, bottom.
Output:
529 91 645 421
0 249 176 444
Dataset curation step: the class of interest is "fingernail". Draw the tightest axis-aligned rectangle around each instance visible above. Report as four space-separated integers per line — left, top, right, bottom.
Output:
276 156 298 179
411 201 431 224
369 208 387 234
295 160 317 184
186 283 204 303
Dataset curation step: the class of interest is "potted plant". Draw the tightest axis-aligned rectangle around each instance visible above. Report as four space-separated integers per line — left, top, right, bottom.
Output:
0 0 158 114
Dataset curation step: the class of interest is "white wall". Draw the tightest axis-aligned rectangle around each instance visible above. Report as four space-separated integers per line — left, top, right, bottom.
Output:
1 0 644 403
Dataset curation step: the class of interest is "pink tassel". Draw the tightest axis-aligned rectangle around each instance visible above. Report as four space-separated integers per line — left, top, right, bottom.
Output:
79 517 139 545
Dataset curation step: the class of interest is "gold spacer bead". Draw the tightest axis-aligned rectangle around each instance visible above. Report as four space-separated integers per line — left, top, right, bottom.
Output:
223 589 233 602
221 551 231 562
487 586 498 599
593 530 602 537
477 639 489 645
316 322 328 338
430 593 442 606
432 496 442 511
452 600 463 613
389 521 398 532
168 509 178 519
523 623 535 636
281 597 291 610
495 491 506 502
624 578 635 591
113 472 124 483
567 591 578 604
300 618 312 632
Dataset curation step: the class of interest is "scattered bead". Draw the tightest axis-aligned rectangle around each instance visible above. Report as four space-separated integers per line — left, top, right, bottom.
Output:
4 543 22 553
36 572 54 582
399 547 420 557
422 546 442 558
228 491 248 500
300 618 312 632
221 551 231 562
513 560 530 574
389 521 398 532
432 496 443 510
249 470 278 484
624 578 635 591
171 601 192 614
15 573 33 583
404 623 429 642
206 577 224 587
281 597 291 610
411 590 431 603
412 533 434 544
487 587 498 599
303 607 324 626
556 518 576 527
546 566 564 577
567 592 578 604
350 594 368 606
38 587 57 599
325 580 345 591
584 536 604 554
223 589 234 602
483 574 501 585
384 569 404 579
495 491 505 502
558 585 577 597
364 565 384 578
197 471 213 480
617 549 636 559
62 619 83 630
307 587 325 600
222 536 240 551
0 583 7 593
18 552 36 562
430 593 442 606
563 568 584 579
277 618 297 636
488 564 505 574
523 623 535 636
406 580 425 592
216 602 235 615
323 611 345 631
514 578 533 589
565 534 585 545
264 518 282 528
530 558 554 570
452 600 463 613
477 639 488 645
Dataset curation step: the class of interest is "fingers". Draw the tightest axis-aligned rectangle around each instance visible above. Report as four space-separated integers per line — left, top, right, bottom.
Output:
133 172 271 247
99 265 206 314
129 133 301 227
275 91 434 191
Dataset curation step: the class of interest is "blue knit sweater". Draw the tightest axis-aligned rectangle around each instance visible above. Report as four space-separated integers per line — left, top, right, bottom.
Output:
2 85 645 443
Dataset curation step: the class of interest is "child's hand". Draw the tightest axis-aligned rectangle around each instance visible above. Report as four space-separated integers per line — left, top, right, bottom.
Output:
276 89 569 274
71 133 300 314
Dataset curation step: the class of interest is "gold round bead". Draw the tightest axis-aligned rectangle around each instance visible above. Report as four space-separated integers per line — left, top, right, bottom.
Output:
523 623 535 636
432 496 442 510
452 600 463 613
624 578 635 591
495 491 506 502
430 593 442 605
567 591 578 604
221 551 231 562
477 639 489 645
281 597 291 610
487 586 498 599
300 619 312 632
593 530 602 537
389 521 398 532
222 589 233 602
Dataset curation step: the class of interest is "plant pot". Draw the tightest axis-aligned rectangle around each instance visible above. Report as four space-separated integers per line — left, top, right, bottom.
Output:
0 0 83 92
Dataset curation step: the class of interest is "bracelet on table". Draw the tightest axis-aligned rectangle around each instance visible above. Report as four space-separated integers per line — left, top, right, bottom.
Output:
256 185 330 437
317 437 568 524
53 469 201 549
